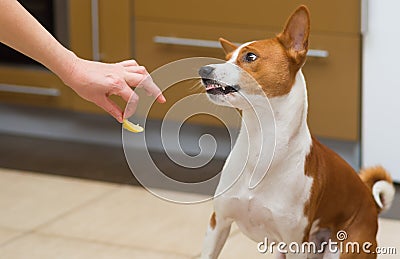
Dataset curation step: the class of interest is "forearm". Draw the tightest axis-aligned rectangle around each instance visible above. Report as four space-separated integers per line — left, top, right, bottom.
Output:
0 0 165 122
0 0 76 79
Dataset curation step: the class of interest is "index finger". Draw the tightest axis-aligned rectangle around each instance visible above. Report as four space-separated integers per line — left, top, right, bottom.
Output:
139 75 166 103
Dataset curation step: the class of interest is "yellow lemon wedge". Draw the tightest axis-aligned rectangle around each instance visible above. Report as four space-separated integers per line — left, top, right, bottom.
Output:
122 119 144 133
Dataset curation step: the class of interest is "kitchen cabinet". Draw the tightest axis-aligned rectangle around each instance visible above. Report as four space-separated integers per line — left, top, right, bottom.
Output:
134 0 361 141
68 0 134 114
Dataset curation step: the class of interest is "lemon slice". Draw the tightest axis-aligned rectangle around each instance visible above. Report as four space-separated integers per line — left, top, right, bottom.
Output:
122 119 144 133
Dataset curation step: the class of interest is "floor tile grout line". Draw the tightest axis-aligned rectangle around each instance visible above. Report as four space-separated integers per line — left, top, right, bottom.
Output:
0 231 30 248
0 185 122 248
0 226 24 247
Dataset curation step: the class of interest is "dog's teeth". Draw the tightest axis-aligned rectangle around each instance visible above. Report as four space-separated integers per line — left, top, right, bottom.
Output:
222 86 225 90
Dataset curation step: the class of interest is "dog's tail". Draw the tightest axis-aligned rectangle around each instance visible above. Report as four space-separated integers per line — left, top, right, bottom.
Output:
359 166 395 213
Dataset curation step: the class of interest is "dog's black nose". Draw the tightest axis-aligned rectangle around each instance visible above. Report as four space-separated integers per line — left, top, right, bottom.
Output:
199 66 215 78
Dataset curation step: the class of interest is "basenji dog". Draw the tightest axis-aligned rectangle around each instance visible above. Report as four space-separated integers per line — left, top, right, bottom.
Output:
198 5 395 259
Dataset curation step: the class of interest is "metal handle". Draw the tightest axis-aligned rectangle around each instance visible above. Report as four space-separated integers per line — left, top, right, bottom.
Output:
154 36 329 58
91 0 101 61
307 49 329 58
0 84 60 97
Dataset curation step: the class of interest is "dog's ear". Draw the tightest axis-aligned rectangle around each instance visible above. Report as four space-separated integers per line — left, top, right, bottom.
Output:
277 5 310 64
219 38 238 55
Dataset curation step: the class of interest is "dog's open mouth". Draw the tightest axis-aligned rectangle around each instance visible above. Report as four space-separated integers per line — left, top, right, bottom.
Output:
202 79 239 95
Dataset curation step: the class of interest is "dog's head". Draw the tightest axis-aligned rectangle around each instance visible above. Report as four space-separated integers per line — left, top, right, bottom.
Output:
199 6 310 108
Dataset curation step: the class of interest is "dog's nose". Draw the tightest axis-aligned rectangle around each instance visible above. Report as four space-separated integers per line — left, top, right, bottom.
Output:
199 66 215 78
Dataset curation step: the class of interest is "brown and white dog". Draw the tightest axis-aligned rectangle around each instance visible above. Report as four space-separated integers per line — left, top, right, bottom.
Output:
198 6 395 259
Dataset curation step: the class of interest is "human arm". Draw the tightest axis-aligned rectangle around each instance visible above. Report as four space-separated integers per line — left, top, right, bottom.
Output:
0 0 165 122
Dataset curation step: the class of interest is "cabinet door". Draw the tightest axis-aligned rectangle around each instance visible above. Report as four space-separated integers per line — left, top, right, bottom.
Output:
98 0 133 63
304 35 360 141
69 0 93 60
0 67 69 109
69 0 134 114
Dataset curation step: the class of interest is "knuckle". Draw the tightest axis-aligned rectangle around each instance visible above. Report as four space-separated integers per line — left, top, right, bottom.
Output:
116 63 125 70
129 93 139 103
107 75 125 92
138 66 147 73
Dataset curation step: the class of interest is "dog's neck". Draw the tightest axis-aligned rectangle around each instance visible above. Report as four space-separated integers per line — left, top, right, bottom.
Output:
269 71 311 145
240 70 312 165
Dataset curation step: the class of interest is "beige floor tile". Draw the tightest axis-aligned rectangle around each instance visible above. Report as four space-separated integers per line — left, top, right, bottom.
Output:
0 168 118 231
0 227 21 245
40 186 214 256
377 218 400 258
0 232 188 259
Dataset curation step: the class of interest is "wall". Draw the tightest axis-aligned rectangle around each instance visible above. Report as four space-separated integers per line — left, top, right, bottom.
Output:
362 0 400 182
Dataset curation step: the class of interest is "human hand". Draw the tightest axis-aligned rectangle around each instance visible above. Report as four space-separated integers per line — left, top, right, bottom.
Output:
60 55 166 123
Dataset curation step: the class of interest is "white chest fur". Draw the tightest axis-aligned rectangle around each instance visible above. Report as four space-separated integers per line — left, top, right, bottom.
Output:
214 71 314 244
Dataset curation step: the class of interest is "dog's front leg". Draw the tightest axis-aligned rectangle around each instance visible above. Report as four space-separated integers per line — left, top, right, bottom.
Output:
200 212 232 259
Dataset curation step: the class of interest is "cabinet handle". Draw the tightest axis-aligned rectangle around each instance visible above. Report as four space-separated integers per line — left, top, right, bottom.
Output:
306 49 329 58
91 0 101 61
0 84 60 97
153 36 329 58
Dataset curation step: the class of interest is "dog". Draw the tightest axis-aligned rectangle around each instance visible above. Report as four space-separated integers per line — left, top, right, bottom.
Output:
198 5 395 259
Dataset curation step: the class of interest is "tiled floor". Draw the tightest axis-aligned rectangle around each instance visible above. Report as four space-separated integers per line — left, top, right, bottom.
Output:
0 168 399 259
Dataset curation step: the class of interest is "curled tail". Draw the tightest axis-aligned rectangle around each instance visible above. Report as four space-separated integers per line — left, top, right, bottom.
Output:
359 166 395 213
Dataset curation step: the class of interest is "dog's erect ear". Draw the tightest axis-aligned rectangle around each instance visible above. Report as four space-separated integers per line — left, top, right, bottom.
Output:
277 5 310 64
219 38 238 55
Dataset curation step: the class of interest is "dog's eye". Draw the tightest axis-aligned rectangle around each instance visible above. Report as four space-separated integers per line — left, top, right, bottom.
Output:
244 52 257 62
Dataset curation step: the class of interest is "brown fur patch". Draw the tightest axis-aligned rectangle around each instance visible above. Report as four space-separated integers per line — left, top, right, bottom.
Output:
303 137 380 244
225 52 233 61
210 212 216 230
235 39 299 98
219 37 238 55
277 6 310 66
359 166 393 191
219 6 310 98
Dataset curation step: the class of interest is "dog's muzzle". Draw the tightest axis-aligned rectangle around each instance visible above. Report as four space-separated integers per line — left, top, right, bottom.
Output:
199 66 239 95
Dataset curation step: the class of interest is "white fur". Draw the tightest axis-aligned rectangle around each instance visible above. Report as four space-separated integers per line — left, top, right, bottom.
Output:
372 180 395 211
201 66 314 258
228 41 255 63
